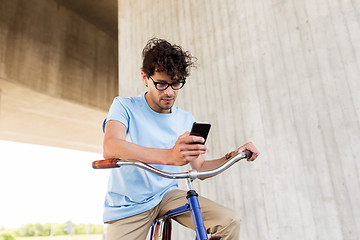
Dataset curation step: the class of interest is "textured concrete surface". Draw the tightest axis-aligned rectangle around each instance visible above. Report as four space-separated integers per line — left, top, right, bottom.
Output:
0 79 105 152
54 0 118 39
117 0 360 239
0 0 118 152
0 0 118 110
0 0 359 238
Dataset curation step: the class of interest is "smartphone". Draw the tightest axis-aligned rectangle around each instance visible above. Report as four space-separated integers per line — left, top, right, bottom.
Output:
190 122 211 144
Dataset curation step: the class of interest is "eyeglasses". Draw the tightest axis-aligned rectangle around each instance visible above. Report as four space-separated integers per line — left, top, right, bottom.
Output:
148 75 186 91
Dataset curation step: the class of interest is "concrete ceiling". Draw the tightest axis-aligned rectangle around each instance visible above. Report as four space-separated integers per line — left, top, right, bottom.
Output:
0 79 106 153
55 0 118 39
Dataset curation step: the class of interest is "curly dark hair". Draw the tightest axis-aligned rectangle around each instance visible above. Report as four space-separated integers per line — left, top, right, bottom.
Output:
141 38 196 80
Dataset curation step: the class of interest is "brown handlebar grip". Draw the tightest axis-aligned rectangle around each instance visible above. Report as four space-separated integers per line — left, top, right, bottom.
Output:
92 159 118 169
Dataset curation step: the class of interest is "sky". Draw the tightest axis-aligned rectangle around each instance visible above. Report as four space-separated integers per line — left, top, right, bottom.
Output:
0 140 110 229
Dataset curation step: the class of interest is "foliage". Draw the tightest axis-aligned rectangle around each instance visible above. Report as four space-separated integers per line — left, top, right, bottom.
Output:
10 223 106 237
16 235 102 240
0 233 15 240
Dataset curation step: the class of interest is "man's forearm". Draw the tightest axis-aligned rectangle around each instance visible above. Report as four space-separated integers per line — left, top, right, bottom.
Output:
191 155 228 172
190 156 229 180
103 138 169 165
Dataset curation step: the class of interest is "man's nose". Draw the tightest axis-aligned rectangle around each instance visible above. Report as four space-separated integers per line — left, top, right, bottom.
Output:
163 86 175 96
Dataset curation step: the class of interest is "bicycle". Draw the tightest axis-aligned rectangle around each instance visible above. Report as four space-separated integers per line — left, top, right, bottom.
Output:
92 150 251 240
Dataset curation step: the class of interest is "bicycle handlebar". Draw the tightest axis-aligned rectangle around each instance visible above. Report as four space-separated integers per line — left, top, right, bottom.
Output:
92 151 251 180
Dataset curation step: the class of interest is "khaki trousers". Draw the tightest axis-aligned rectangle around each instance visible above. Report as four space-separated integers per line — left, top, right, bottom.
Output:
106 189 240 240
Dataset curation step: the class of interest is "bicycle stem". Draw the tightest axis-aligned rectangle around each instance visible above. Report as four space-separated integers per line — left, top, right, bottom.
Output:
186 178 194 191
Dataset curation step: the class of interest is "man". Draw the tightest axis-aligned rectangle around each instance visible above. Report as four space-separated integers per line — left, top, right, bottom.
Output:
102 38 259 240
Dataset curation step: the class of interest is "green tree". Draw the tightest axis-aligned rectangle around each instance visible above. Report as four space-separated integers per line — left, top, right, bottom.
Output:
55 223 65 235
15 223 36 236
39 223 51 236
0 233 15 240
90 224 106 234
34 223 43 236
73 224 87 235
11 222 106 237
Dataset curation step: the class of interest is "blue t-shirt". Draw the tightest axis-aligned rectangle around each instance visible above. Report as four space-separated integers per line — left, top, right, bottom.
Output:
102 93 195 222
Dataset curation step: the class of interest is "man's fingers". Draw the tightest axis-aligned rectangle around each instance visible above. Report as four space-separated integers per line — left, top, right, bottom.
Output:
180 143 207 151
247 149 259 161
183 152 204 161
248 153 257 161
178 132 205 144
237 142 260 161
172 132 207 166
180 148 207 157
181 135 205 144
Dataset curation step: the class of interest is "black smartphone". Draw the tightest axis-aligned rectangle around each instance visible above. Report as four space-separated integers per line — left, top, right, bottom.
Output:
190 122 211 144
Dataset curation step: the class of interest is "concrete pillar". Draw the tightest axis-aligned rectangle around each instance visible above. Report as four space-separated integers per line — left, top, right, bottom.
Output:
117 0 360 239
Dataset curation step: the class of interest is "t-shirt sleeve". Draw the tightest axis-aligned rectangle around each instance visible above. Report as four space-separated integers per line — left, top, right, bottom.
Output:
102 97 130 133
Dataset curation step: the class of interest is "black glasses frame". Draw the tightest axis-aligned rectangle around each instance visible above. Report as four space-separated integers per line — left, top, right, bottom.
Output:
147 75 186 91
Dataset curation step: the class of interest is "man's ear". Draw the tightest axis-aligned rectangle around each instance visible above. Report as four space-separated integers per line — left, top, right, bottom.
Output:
141 71 148 87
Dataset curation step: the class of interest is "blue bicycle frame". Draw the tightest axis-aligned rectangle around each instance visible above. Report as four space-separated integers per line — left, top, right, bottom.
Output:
187 190 208 239
149 183 208 240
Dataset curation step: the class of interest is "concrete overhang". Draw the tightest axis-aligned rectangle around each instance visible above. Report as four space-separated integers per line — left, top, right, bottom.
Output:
0 0 118 153
54 0 118 39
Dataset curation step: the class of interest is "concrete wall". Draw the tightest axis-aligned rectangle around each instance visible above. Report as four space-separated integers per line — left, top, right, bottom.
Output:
0 0 118 151
117 0 360 239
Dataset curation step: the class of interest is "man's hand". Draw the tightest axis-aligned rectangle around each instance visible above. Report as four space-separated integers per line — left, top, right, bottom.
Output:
226 142 260 162
168 132 207 166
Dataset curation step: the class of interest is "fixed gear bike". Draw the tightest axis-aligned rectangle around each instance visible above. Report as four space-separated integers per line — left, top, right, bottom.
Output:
92 151 251 240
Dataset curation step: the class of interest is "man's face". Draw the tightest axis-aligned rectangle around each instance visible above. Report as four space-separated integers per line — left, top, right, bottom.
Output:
142 71 181 113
